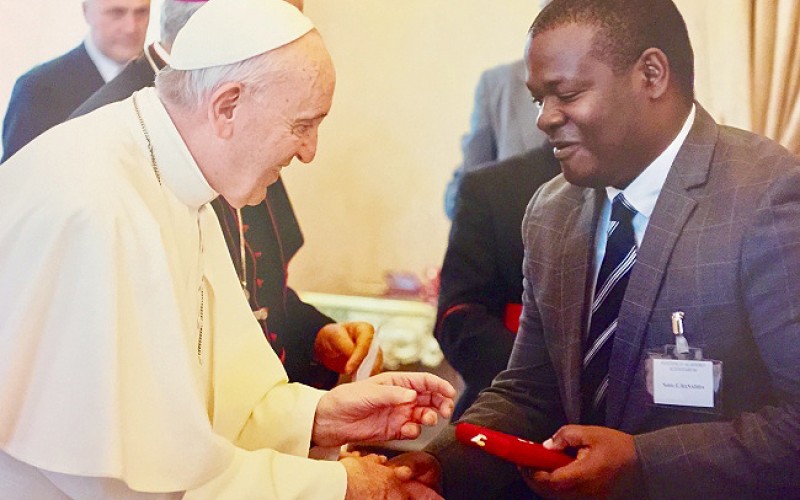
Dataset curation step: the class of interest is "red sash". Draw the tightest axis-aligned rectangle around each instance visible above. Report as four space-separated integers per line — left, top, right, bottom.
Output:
504 303 523 334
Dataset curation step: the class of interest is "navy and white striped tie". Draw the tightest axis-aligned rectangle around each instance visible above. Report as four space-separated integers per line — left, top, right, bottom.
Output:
581 194 637 425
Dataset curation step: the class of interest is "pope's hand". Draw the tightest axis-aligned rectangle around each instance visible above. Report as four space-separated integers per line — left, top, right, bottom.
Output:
314 322 383 375
312 372 456 447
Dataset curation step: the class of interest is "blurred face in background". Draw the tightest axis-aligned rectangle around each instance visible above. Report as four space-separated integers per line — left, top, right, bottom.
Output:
83 0 151 63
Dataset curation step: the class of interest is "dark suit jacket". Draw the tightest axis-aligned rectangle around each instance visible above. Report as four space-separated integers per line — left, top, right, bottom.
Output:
427 106 800 499
437 147 560 418
71 52 338 388
2 43 104 162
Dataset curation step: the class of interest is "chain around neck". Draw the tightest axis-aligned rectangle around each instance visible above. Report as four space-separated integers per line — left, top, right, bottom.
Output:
132 93 162 186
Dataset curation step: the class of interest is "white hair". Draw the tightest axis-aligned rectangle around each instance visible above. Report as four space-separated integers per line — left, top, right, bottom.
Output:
155 43 301 110
155 30 327 111
159 0 206 49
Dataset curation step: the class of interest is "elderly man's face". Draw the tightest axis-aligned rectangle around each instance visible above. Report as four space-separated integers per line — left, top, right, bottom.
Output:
83 0 150 64
225 49 335 208
526 23 649 189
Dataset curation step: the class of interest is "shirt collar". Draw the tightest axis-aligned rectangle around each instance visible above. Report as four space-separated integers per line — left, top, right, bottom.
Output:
133 87 218 209
606 104 696 217
83 36 127 82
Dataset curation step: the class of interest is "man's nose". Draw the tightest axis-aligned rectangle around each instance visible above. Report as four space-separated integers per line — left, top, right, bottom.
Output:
295 129 319 163
536 97 566 135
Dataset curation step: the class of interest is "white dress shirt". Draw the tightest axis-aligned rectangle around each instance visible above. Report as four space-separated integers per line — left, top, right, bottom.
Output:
592 105 697 285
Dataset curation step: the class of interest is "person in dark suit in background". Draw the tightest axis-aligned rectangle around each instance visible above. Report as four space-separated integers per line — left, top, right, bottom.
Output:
2 0 150 161
443 60 549 219
443 0 554 219
436 146 560 419
73 0 379 389
392 0 800 498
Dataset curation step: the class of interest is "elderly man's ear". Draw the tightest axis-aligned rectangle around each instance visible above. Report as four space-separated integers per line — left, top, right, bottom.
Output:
209 83 244 139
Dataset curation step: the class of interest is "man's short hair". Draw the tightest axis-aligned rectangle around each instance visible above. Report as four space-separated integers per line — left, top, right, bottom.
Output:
531 0 694 103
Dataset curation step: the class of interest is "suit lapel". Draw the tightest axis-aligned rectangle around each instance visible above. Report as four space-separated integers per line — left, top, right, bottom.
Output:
606 105 720 429
552 188 603 423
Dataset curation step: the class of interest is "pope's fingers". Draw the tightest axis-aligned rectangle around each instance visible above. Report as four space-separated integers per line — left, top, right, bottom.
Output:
413 391 454 419
411 406 439 426
399 422 422 439
372 372 456 399
429 392 454 418
366 384 417 407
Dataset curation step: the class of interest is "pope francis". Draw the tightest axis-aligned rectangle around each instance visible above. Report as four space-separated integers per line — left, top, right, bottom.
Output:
0 0 454 498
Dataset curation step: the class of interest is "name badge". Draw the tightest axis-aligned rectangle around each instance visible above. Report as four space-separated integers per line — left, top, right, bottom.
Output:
652 359 714 408
645 311 723 414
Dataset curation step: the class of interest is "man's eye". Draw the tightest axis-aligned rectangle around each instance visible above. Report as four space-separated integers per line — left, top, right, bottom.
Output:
559 92 579 102
531 97 543 108
108 8 126 19
294 125 309 135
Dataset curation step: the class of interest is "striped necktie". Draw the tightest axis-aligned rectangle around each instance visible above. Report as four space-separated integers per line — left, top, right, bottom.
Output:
581 194 638 425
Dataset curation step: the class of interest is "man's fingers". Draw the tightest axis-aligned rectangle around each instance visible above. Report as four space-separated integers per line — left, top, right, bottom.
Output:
388 451 442 486
392 465 413 481
549 424 593 449
401 481 444 500
343 323 374 374
527 470 564 500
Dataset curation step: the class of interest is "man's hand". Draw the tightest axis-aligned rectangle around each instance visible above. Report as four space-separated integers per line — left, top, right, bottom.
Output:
341 455 443 500
312 372 455 447
520 425 641 500
314 322 383 375
388 451 443 491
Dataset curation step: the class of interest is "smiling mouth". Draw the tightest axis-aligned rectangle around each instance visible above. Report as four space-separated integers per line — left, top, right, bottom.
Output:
552 142 578 160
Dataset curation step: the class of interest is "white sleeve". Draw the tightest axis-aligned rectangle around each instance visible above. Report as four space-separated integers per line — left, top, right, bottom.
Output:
38 450 347 500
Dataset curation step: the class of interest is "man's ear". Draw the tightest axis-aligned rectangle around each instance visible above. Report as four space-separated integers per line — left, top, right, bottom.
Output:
637 48 670 100
208 82 243 140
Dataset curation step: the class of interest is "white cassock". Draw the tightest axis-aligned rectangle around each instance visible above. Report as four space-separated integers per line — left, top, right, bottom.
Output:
0 87 346 499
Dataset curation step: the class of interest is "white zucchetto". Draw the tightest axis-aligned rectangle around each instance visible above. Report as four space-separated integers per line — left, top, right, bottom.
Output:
169 0 314 71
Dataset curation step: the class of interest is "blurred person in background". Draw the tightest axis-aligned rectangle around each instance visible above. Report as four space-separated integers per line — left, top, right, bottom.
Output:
2 0 150 161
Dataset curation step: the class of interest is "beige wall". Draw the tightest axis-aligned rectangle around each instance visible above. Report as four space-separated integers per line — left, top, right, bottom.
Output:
286 0 753 295
286 0 542 295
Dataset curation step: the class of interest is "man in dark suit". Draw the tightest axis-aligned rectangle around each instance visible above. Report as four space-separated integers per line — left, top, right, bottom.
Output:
2 0 150 161
392 0 800 498
72 0 377 389
437 146 560 418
